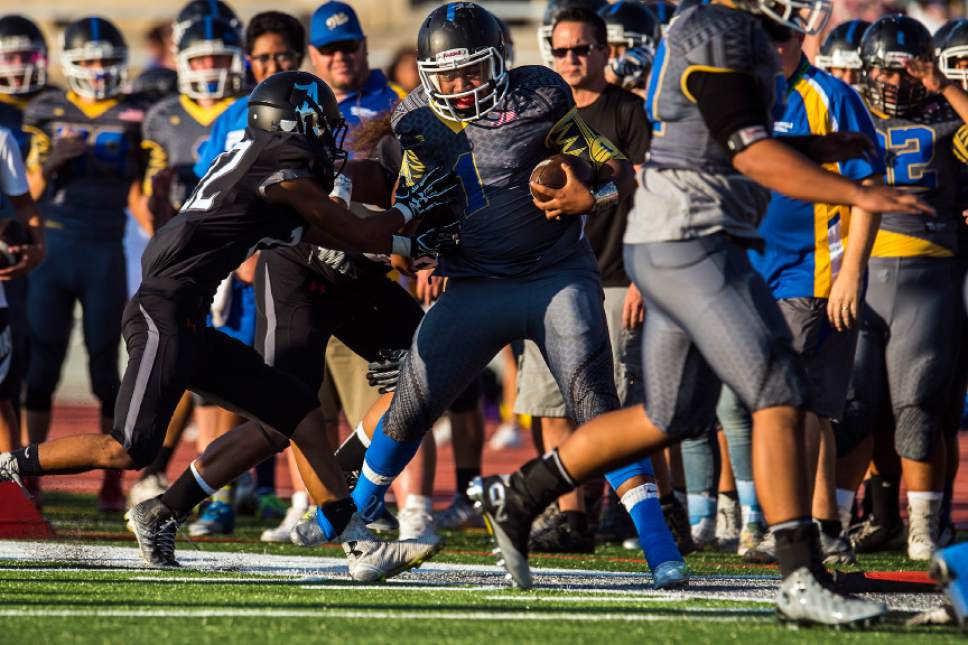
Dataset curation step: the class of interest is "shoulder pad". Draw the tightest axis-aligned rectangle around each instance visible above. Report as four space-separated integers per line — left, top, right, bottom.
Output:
391 88 429 131
677 6 762 73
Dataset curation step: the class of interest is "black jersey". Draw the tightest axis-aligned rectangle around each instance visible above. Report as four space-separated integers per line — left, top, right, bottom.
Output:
140 129 328 308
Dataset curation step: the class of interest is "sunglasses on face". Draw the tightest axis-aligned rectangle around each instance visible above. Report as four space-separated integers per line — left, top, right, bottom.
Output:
551 44 600 59
318 40 362 56
250 51 297 65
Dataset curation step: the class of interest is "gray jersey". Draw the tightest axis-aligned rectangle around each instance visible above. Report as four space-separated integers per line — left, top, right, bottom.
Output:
392 66 623 279
142 94 235 212
626 5 781 244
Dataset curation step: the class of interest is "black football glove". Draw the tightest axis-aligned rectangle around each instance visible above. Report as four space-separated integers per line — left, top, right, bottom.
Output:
409 220 461 263
367 349 409 394
42 136 87 179
394 165 461 222
609 46 654 90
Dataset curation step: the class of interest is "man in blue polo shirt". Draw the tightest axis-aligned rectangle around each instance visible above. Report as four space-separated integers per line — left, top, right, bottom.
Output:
307 1 406 134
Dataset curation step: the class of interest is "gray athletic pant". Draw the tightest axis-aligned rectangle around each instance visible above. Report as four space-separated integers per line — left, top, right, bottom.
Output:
839 256 960 461
383 258 618 442
626 235 808 440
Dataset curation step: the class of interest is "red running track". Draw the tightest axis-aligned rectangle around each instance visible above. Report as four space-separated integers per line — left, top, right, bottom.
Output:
31 405 968 522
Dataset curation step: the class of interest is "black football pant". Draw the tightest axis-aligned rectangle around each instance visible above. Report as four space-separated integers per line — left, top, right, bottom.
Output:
110 278 320 469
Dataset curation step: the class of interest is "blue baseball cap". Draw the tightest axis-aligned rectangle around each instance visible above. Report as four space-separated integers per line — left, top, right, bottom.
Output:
310 2 365 48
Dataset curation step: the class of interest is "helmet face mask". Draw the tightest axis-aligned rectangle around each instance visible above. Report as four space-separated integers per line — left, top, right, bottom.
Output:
860 15 934 117
61 17 128 100
176 18 245 100
417 46 507 122
172 0 242 53
865 63 926 117
938 22 968 91
0 37 46 94
735 0 831 35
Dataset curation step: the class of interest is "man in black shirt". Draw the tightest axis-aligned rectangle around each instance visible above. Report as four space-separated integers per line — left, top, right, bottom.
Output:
515 6 686 589
0 72 456 579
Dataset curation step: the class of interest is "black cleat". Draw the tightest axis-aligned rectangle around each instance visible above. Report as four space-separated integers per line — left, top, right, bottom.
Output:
467 475 534 590
662 495 696 556
127 495 184 568
529 513 595 554
848 516 904 554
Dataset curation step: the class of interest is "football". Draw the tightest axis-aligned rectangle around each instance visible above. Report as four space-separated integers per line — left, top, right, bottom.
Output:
0 219 29 270
529 153 594 196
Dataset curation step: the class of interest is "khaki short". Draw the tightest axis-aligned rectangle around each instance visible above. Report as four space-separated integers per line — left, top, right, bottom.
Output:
319 336 381 428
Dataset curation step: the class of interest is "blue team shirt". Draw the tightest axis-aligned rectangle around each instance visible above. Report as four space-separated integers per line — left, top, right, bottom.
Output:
750 57 886 299
194 69 405 177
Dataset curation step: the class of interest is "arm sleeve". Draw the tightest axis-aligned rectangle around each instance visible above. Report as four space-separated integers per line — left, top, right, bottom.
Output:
684 70 771 150
0 128 29 196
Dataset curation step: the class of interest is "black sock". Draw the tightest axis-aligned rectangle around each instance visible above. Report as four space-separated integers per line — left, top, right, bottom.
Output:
12 445 42 477
773 520 827 581
161 468 209 515
818 518 842 539
255 455 276 493
721 490 738 502
319 497 356 537
514 449 576 516
142 446 174 478
659 493 675 506
941 477 954 526
562 510 588 533
335 432 367 473
456 467 481 502
870 475 900 527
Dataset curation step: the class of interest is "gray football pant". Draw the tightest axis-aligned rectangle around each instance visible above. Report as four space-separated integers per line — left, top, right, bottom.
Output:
626 235 808 441
839 256 960 461
383 266 618 442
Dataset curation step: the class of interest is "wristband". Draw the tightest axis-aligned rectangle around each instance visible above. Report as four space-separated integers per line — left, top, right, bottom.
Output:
394 202 415 224
590 180 620 214
726 125 770 154
391 235 412 257
329 173 352 206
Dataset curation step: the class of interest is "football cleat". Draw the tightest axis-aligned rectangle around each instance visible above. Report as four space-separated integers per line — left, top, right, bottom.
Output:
467 475 534 590
341 514 442 583
0 451 23 488
127 473 168 509
261 501 309 543
528 512 595 554
661 495 696 555
776 567 888 626
715 494 741 553
820 531 858 567
398 506 437 541
931 542 968 632
849 516 904 553
290 507 325 547
188 500 235 536
653 560 690 590
368 506 400 533
129 496 184 568
740 525 776 563
434 494 484 530
907 500 941 562
691 516 718 551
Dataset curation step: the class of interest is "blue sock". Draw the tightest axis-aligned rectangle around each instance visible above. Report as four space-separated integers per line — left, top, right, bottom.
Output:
604 457 654 491
736 479 763 526
315 506 339 541
350 415 422 522
687 493 716 526
622 483 683 571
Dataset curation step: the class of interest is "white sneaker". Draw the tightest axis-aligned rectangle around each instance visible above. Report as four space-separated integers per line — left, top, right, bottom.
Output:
398 506 437 541
907 498 941 561
488 422 523 450
434 495 483 530
776 567 887 626
127 473 168 509
715 494 740 552
341 514 442 582
262 499 309 543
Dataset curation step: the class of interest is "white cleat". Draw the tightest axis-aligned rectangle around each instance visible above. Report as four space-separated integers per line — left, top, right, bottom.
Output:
0 452 24 488
907 500 941 562
341 514 443 583
262 501 309 543
776 567 887 627
398 506 437 541
127 473 168 509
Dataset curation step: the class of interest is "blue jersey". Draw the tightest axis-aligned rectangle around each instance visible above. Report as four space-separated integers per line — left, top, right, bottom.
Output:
25 90 151 241
393 66 624 279
751 58 885 299
338 69 405 153
206 275 256 345
193 95 248 178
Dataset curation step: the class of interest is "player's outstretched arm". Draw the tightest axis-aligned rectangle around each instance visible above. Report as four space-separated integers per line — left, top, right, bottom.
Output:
733 139 932 215
906 58 968 125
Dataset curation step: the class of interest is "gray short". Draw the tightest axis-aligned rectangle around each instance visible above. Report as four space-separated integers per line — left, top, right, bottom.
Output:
515 285 643 417
839 256 960 461
777 297 858 421
626 235 808 439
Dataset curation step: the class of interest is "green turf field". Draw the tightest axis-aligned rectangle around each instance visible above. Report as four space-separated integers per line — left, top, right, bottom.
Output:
0 493 963 644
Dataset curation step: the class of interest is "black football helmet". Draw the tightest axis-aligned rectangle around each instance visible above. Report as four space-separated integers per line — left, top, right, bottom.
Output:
934 19 964 57
417 3 508 122
176 17 244 100
173 0 242 49
861 15 933 117
131 67 179 101
938 19 968 90
538 0 608 66
646 1 676 33
61 17 127 100
0 15 46 95
730 0 831 35
816 20 869 72
599 2 661 54
248 71 348 186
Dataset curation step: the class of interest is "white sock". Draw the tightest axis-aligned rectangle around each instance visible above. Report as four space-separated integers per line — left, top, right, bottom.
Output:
404 494 433 513
907 491 943 502
291 490 309 512
355 422 371 448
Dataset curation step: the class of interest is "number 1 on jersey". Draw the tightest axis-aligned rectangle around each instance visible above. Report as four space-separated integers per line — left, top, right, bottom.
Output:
453 151 487 216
